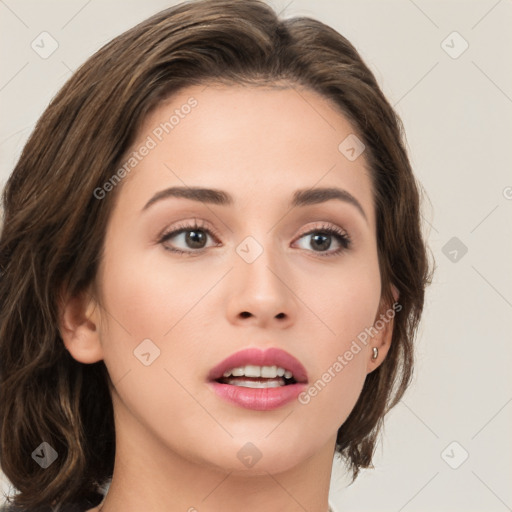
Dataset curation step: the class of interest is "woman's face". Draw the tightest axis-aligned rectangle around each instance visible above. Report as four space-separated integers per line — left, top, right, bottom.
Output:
90 84 392 475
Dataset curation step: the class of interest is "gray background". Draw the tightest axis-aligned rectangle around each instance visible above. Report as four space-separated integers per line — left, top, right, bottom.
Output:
1 1 511 510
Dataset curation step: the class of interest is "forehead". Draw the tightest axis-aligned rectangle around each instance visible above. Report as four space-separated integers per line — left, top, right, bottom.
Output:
116 84 375 227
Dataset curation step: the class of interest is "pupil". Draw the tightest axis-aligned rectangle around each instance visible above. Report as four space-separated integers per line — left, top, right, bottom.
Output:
186 230 206 248
311 233 330 251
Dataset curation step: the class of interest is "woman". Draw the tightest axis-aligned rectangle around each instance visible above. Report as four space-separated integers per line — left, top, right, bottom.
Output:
0 1 432 510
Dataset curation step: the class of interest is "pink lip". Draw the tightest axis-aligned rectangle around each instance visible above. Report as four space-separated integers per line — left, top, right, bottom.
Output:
207 347 308 411
208 347 308 383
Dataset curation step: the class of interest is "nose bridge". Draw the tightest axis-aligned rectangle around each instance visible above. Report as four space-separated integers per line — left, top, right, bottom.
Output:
228 230 296 324
235 232 282 295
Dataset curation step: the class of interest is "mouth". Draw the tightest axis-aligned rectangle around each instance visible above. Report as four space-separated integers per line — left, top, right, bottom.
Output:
217 364 298 388
207 347 308 411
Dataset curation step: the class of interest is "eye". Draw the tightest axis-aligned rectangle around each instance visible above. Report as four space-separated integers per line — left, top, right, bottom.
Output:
158 220 351 257
293 223 351 257
158 219 220 255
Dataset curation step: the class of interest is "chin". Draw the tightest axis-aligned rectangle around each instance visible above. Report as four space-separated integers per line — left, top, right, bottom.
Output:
190 435 319 477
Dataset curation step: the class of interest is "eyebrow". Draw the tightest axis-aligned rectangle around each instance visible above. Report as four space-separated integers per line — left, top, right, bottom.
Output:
142 186 368 222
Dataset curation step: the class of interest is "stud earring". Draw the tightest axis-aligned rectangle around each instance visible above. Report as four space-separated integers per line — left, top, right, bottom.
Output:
372 347 378 360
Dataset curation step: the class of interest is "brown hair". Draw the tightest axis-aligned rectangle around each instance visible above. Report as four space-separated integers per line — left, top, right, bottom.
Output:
0 0 433 508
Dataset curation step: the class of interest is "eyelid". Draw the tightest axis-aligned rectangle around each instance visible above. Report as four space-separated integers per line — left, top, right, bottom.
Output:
295 222 349 240
158 218 221 242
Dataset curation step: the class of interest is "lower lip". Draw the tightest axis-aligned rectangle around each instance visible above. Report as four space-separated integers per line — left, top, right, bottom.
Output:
209 381 307 411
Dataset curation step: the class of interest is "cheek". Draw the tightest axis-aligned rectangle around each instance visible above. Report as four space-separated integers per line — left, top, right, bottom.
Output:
296 256 380 417
95 250 212 431
297 329 369 435
305 253 381 345
94 247 175 374
99 245 208 338
95 241 225 388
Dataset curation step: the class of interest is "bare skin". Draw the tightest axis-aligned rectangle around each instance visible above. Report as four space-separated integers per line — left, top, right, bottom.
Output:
60 83 395 512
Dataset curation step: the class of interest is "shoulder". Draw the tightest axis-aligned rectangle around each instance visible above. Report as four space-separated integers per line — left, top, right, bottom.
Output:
0 491 104 512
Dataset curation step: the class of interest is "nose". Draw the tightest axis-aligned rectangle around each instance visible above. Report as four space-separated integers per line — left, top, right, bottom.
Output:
225 241 297 329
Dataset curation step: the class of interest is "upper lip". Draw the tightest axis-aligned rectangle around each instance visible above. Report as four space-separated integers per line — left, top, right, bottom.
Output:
208 347 308 383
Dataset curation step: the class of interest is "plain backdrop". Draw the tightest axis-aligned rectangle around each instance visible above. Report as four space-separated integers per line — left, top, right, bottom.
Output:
1 1 511 511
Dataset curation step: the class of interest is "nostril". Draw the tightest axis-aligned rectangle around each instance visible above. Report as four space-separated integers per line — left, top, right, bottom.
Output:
240 311 252 318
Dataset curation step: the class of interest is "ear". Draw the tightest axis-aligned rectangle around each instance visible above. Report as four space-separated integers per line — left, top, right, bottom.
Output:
58 284 104 364
366 283 400 373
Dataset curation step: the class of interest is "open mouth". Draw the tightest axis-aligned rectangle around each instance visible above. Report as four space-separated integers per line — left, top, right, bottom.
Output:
207 347 308 410
216 365 297 388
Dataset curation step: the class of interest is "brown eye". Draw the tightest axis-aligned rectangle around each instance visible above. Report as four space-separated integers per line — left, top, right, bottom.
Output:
294 226 351 257
161 228 213 252
159 221 220 255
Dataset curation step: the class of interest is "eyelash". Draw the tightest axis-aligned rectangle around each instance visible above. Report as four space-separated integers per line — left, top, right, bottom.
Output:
158 220 352 258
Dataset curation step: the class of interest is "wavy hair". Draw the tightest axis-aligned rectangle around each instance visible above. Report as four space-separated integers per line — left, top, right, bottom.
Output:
0 0 433 508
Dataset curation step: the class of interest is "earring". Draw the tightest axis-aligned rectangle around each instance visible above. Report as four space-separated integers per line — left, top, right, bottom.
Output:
372 347 378 360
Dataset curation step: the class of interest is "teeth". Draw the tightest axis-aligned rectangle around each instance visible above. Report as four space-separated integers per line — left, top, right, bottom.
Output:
222 365 293 379
261 365 277 378
223 378 284 388
244 365 261 378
